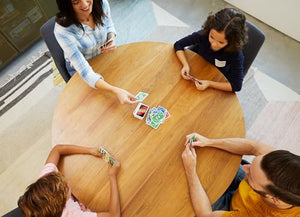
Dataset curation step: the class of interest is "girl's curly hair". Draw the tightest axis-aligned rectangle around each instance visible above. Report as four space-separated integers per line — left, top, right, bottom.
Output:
202 8 248 52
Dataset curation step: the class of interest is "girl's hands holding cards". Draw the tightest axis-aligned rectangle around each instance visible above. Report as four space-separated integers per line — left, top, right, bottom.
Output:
181 65 191 80
195 80 209 90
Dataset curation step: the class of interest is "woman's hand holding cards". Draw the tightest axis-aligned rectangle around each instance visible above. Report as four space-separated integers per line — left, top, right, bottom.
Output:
114 87 137 104
100 38 116 53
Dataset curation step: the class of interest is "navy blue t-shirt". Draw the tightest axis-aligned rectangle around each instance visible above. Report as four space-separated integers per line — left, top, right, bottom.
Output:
174 31 244 92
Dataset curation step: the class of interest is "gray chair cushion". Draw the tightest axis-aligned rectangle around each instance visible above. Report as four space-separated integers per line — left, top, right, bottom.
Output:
40 17 71 83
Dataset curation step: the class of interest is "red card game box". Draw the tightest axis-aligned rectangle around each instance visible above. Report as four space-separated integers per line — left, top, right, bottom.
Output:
133 102 149 120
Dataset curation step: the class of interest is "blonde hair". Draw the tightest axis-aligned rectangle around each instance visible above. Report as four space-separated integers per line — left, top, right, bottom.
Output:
18 172 68 217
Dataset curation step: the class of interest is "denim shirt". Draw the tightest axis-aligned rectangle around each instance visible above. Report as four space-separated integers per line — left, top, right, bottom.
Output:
54 0 116 88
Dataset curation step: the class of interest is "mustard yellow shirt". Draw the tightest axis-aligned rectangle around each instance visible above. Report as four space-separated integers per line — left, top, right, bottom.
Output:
221 179 300 217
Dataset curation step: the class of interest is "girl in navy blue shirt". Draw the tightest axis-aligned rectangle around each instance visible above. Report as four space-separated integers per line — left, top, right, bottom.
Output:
174 8 247 92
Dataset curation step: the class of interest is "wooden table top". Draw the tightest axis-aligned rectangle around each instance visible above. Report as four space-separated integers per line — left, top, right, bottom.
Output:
52 42 245 217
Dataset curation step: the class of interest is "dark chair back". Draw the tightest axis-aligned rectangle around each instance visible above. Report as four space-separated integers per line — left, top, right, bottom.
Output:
243 21 265 76
2 207 24 217
40 17 71 83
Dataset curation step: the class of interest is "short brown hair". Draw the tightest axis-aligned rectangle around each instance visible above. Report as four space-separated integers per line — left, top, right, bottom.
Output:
18 172 68 217
202 8 248 52
261 150 300 206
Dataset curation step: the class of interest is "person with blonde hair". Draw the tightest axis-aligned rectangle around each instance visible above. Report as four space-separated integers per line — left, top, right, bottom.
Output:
18 145 121 217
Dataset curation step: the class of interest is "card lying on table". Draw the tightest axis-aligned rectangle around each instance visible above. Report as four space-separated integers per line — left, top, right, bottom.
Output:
146 105 171 129
99 147 115 166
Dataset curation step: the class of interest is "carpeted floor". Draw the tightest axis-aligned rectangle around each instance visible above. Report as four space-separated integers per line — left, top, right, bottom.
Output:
1 0 300 214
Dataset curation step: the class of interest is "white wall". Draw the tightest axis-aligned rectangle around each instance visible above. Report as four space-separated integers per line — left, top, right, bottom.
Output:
225 0 300 42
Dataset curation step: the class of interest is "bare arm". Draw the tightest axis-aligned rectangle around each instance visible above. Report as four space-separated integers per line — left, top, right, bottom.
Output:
45 145 102 166
95 79 137 105
188 133 275 156
195 80 232 92
182 145 224 217
98 161 121 217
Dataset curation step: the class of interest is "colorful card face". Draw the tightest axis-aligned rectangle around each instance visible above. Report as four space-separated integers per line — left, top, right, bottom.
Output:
188 135 196 146
135 92 149 102
133 103 149 120
152 111 165 123
145 106 171 129
150 120 160 129
99 147 114 166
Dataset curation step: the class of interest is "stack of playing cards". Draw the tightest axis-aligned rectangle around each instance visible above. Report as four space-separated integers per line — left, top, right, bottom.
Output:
99 147 115 166
133 91 171 129
146 106 171 129
133 102 149 120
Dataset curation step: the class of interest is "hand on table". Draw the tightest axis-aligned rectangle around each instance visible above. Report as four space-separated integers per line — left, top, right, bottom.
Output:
182 144 197 175
114 87 138 104
194 80 209 91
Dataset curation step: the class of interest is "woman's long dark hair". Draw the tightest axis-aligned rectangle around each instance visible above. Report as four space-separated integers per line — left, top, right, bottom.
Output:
202 8 248 52
55 0 106 31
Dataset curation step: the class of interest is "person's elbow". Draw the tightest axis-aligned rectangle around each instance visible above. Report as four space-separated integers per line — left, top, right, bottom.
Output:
174 41 183 52
231 83 242 92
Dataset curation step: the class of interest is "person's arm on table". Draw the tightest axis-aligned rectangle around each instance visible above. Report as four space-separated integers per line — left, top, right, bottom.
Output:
98 160 121 217
95 78 137 104
182 145 224 217
45 145 102 166
194 80 232 92
188 133 275 156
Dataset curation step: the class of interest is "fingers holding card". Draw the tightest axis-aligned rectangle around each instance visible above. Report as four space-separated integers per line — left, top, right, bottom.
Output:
135 91 149 102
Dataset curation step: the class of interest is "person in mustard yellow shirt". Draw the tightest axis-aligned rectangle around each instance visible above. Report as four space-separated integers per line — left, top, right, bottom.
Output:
181 133 300 217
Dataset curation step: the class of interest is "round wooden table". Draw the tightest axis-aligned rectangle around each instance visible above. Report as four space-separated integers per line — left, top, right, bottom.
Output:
52 42 245 216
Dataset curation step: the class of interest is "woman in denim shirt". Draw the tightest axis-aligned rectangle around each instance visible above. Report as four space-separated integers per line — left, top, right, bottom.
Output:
54 0 137 104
